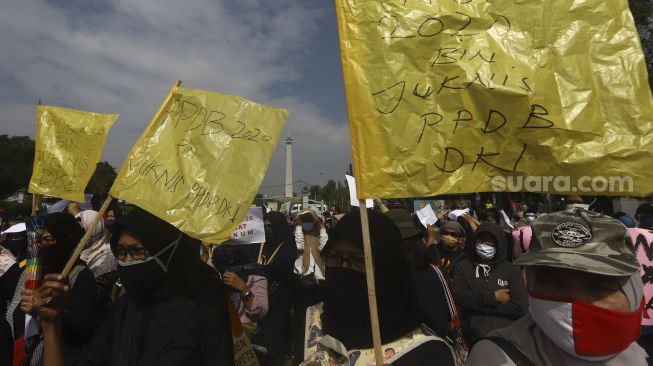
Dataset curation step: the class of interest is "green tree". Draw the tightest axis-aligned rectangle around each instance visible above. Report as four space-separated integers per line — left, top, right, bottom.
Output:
0 135 35 199
629 0 653 89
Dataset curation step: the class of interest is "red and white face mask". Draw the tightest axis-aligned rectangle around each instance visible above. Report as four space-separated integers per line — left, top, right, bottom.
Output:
529 295 642 360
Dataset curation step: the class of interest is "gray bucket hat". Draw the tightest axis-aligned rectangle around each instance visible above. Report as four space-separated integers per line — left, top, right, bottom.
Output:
514 208 639 276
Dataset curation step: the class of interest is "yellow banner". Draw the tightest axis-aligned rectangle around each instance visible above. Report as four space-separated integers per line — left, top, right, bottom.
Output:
110 86 288 242
336 0 653 198
29 106 118 202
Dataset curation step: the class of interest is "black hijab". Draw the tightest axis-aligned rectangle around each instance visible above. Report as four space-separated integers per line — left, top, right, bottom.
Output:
109 206 221 302
261 211 295 284
41 212 85 274
322 210 421 349
109 206 229 366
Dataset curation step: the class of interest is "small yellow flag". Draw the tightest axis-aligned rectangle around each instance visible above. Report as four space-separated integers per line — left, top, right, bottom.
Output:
29 106 118 202
110 86 288 242
336 0 653 198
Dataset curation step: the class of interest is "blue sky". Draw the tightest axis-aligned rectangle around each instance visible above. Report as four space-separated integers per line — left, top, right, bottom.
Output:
0 0 351 196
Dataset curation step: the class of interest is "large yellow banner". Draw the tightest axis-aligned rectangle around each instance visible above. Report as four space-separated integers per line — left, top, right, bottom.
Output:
110 86 288 242
29 106 118 202
336 0 653 198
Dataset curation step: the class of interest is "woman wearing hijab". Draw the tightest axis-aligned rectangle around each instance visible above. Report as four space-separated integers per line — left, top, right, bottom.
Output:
35 206 234 366
212 245 269 332
452 222 528 347
78 210 117 280
300 211 455 366
18 213 97 366
258 211 296 366
292 209 328 366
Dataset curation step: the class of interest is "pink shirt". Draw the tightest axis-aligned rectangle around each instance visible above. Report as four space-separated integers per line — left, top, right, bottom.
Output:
238 274 269 325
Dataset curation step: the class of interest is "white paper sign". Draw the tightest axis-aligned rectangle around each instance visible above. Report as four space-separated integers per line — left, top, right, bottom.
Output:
447 208 470 221
221 207 265 245
416 205 438 228
345 175 374 208
499 209 515 230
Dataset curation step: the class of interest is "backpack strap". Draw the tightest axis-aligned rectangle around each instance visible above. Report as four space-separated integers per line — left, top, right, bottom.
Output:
480 336 536 366
430 264 460 327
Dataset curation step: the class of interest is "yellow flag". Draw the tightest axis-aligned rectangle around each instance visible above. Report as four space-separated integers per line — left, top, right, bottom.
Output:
29 106 118 202
336 0 653 198
110 86 288 242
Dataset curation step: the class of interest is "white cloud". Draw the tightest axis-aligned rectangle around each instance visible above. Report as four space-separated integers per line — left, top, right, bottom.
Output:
0 0 350 196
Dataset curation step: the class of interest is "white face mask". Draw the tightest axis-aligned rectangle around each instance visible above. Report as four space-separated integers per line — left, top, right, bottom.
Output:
475 243 496 260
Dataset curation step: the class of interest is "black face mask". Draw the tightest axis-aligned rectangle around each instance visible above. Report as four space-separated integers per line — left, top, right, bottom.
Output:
264 225 274 242
117 234 180 295
325 267 369 316
117 258 167 294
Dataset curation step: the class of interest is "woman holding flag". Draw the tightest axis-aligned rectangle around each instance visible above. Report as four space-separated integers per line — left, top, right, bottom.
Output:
33 206 234 366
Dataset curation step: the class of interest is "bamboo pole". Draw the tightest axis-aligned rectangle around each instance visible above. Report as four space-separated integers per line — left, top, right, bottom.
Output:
61 80 183 278
61 195 113 277
32 99 43 216
358 199 384 366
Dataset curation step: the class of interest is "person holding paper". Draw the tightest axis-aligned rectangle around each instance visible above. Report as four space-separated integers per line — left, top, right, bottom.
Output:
35 207 234 366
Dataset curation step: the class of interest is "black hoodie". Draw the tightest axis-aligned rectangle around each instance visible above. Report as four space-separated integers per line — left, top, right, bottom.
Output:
452 223 528 347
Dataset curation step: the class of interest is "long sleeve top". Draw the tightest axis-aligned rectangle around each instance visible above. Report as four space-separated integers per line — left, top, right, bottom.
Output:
238 274 269 325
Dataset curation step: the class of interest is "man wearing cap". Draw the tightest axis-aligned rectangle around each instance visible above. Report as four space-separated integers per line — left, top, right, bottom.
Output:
467 208 647 365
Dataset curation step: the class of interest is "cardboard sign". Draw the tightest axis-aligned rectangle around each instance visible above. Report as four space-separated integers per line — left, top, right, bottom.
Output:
221 208 265 245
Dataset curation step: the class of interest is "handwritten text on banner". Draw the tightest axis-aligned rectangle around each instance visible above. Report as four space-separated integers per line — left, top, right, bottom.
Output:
335 0 653 198
111 87 288 242
28 106 118 202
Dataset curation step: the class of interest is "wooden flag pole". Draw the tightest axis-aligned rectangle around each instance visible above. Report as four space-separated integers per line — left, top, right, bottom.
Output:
61 195 113 277
358 199 384 366
32 99 43 216
60 79 183 278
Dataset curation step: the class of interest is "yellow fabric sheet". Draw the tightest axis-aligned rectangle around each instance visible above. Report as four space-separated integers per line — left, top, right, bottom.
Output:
111 87 288 242
335 0 653 198
29 106 118 201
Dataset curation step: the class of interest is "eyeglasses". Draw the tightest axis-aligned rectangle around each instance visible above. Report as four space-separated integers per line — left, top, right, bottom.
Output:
441 231 459 238
326 252 366 272
114 246 149 261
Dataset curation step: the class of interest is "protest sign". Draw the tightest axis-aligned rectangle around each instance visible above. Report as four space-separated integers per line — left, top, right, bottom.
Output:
220 207 265 245
448 208 469 221
335 0 653 198
110 85 288 242
226 295 260 366
28 106 118 202
345 175 373 208
416 204 438 228
629 228 653 326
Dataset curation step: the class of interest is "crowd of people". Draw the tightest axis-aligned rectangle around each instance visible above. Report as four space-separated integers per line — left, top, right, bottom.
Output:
0 196 651 365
